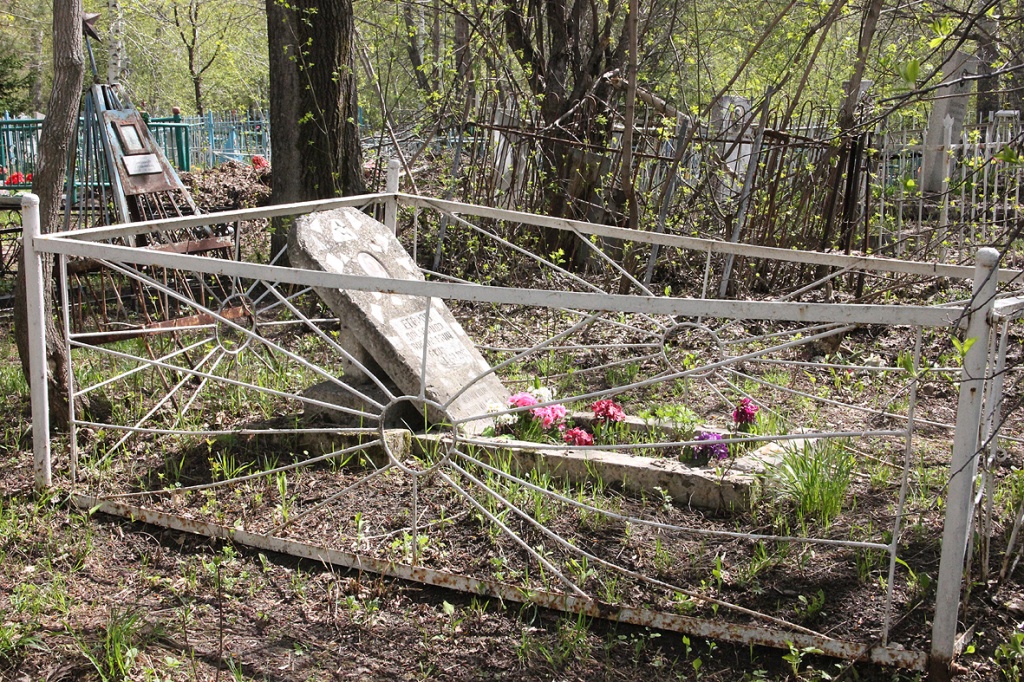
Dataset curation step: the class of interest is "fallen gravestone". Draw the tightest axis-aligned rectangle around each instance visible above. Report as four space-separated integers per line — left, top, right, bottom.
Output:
289 207 508 434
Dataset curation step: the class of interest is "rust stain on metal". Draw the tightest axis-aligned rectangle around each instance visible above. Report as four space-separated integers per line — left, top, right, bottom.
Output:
146 236 234 256
73 494 927 671
74 304 249 345
102 109 182 196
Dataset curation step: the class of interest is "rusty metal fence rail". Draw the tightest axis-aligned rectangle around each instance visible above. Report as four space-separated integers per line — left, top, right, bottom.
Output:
16 185 1022 679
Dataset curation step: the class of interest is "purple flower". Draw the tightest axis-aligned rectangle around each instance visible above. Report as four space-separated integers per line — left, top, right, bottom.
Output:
694 431 729 460
732 398 759 425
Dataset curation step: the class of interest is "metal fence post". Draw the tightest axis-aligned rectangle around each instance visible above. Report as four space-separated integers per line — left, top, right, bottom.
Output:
206 111 215 168
718 88 771 298
929 246 1000 680
172 107 188 171
22 193 51 490
938 115 953 260
385 158 401 234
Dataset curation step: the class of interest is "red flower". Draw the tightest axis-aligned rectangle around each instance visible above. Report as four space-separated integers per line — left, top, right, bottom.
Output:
5 172 25 185
591 399 626 422
563 427 594 446
732 398 759 425
251 155 270 170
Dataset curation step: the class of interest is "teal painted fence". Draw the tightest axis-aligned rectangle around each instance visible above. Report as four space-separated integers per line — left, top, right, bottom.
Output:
0 111 273 189
150 111 270 170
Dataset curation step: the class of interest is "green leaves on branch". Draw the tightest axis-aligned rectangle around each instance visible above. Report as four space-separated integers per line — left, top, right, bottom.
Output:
897 58 920 85
928 17 955 48
994 147 1023 166
951 335 976 361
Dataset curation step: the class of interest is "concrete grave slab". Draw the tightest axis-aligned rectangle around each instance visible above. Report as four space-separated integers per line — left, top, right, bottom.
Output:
282 425 757 512
289 207 508 433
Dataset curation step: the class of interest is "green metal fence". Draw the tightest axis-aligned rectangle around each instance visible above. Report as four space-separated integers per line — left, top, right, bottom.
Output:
151 111 270 169
0 117 43 190
1 111 277 187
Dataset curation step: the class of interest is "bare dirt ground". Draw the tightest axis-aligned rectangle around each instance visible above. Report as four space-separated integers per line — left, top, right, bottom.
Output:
0 430 963 682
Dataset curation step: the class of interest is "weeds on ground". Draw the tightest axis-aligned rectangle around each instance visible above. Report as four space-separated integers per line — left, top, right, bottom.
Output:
71 608 152 681
0 622 46 667
996 632 1024 682
516 613 592 671
768 438 855 530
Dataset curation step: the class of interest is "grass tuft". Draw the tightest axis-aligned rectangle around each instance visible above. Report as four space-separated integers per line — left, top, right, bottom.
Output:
768 438 855 530
71 607 151 681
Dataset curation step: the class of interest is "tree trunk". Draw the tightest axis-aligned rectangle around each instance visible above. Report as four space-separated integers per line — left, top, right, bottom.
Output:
454 12 470 85
616 0 640 292
30 29 44 112
838 0 883 132
193 73 204 116
501 0 626 265
816 0 882 256
107 0 124 84
431 0 441 71
266 0 366 260
267 0 301 262
403 5 433 93
14 0 85 431
293 0 365 198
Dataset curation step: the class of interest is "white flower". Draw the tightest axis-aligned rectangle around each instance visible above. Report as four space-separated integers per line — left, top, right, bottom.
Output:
528 385 555 403
486 401 517 426
497 414 517 426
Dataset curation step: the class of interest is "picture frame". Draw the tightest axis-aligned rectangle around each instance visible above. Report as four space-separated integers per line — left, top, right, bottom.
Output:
115 123 147 155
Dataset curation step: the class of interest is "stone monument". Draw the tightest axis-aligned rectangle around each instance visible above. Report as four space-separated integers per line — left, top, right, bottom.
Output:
289 208 509 434
710 95 753 200
922 51 980 194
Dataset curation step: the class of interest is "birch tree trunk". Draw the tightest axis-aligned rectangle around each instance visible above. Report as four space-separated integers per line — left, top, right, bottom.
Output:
107 0 124 84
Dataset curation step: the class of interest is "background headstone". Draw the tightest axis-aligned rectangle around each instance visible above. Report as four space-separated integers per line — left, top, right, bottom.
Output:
841 78 874 107
709 95 753 200
289 208 509 434
922 51 980 193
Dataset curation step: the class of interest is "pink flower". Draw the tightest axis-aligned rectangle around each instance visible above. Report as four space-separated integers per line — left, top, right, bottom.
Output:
563 427 594 446
591 399 626 422
251 155 270 170
531 404 566 430
508 392 538 408
732 398 759 425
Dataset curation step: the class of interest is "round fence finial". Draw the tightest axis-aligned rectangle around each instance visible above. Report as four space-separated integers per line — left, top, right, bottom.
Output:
976 247 1000 268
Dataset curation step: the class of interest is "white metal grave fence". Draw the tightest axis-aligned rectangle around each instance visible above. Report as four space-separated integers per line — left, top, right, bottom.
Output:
873 112 1023 262
18 185 1023 679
